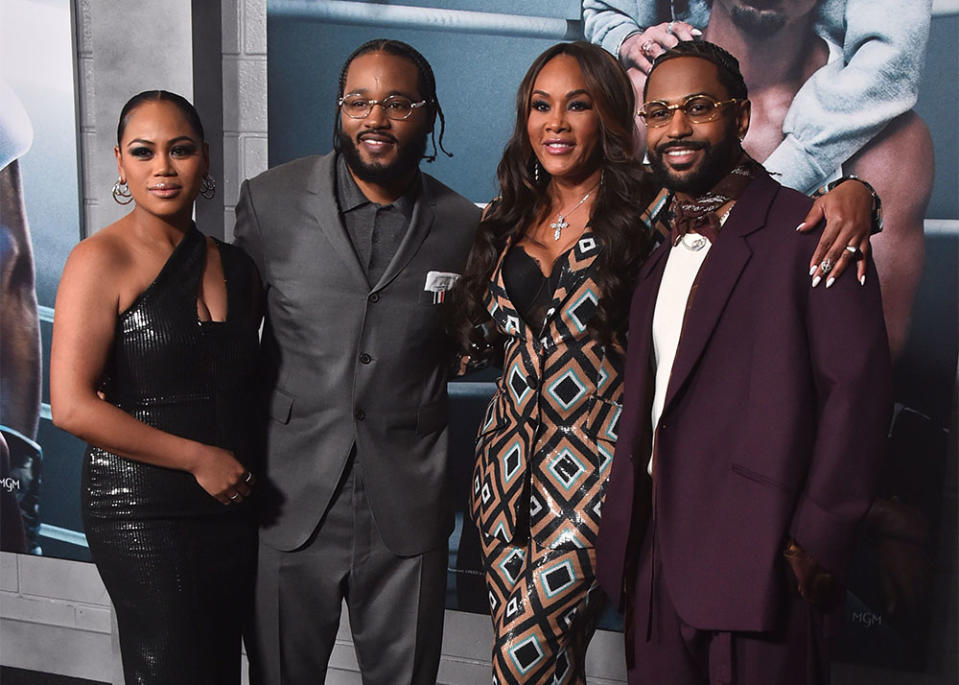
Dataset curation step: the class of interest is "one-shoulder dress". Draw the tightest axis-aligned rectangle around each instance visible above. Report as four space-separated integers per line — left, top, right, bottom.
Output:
81 226 261 684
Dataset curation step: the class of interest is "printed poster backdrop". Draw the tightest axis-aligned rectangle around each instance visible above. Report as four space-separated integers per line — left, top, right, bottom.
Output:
0 0 87 560
0 0 952 677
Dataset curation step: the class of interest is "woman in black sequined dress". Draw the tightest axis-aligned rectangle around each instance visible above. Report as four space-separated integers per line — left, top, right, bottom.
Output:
50 91 261 684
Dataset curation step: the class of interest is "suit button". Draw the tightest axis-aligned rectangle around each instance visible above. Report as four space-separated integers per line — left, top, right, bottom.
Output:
359 353 372 364
355 409 366 421
368 293 380 304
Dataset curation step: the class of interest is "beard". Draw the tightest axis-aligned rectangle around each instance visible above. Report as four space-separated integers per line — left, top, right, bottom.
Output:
648 126 743 197
337 127 429 186
729 4 787 35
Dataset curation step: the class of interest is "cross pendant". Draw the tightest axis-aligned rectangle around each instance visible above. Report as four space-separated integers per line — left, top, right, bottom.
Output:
551 215 568 241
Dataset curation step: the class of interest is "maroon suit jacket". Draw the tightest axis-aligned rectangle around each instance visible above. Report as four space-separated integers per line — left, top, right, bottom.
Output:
595 170 892 632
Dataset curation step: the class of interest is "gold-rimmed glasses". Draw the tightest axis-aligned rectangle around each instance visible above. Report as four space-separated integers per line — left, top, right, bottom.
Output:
638 94 741 128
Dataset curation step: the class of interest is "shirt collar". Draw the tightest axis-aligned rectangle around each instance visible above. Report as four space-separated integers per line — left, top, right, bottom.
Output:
335 153 420 218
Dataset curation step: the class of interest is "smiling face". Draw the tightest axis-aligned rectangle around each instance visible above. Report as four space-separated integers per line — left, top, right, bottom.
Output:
337 50 431 188
115 100 208 221
526 54 603 185
644 56 749 198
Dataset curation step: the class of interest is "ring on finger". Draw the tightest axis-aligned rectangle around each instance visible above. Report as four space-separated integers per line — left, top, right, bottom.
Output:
229 492 240 502
667 21 676 35
243 471 254 484
820 257 833 274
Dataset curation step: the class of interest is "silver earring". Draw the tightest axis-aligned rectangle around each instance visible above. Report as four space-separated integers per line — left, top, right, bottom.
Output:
199 174 216 200
112 178 132 205
533 160 541 184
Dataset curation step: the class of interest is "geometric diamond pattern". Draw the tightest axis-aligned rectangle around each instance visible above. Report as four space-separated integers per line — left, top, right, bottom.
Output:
547 449 587 491
482 535 604 685
508 365 530 405
510 635 544 674
567 289 599 333
502 442 523 484
469 227 626 554
547 370 587 410
499 548 525 585
577 236 598 254
539 560 576 598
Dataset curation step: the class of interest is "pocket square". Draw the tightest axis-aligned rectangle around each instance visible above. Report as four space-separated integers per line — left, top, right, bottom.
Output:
424 270 460 292
423 270 460 303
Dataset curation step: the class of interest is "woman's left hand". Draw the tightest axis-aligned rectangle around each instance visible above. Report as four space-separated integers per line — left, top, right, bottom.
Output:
619 21 701 74
799 179 875 288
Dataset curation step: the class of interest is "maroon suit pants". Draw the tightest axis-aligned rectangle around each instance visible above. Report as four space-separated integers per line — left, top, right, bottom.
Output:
627 534 831 685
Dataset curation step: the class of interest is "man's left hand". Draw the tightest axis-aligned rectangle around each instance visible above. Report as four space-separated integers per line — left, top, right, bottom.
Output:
784 538 846 612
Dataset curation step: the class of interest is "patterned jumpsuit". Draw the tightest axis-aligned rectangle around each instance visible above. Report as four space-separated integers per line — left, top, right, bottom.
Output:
471 230 625 684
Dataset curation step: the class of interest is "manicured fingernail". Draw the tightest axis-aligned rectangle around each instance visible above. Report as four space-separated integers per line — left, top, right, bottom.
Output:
809 265 817 276
859 274 866 286
811 275 821 288
826 277 835 288
796 222 806 232
691 28 703 36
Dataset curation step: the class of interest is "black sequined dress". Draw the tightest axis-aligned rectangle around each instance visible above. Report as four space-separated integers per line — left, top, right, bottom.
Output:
82 226 260 684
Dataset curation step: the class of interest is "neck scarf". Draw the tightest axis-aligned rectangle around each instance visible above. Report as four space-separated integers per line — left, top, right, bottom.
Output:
668 154 763 246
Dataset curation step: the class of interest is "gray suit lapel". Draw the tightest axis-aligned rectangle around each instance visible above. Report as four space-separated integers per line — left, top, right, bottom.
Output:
300 153 368 286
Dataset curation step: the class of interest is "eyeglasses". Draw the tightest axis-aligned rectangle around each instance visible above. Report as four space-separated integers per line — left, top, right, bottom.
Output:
338 94 428 121
637 94 741 127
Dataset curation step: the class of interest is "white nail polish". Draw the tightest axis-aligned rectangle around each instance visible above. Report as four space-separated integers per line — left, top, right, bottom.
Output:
826 277 835 288
809 265 817 276
691 28 703 36
796 223 805 232
859 274 866 286
811 275 821 288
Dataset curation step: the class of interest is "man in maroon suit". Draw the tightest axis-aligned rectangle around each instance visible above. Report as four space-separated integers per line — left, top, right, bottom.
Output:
595 40 892 684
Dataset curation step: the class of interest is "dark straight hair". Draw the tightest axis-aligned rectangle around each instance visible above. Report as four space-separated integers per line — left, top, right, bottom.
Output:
117 90 206 144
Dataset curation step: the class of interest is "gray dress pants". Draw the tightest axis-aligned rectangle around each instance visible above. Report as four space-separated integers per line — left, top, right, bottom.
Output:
250 454 448 684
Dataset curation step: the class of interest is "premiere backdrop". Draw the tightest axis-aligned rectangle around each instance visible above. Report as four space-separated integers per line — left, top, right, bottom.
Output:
0 0 955 678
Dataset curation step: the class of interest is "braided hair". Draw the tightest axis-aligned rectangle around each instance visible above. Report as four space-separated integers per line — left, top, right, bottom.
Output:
334 39 451 163
643 40 748 101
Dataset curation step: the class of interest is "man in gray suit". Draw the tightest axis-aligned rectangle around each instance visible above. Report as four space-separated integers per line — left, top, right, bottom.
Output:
234 39 481 684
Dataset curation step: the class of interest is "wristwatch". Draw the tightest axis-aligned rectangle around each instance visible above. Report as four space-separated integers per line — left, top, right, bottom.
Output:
817 175 883 235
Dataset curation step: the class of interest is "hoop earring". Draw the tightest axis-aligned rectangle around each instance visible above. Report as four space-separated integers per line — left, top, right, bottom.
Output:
112 178 132 205
199 174 216 200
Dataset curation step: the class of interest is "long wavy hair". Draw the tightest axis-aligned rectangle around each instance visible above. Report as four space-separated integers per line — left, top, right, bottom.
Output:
449 41 656 357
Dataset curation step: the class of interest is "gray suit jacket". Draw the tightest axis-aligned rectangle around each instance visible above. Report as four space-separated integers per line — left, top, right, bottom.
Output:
235 151 480 555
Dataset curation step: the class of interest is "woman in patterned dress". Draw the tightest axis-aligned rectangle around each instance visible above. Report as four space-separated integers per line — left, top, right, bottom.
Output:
451 42 656 684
